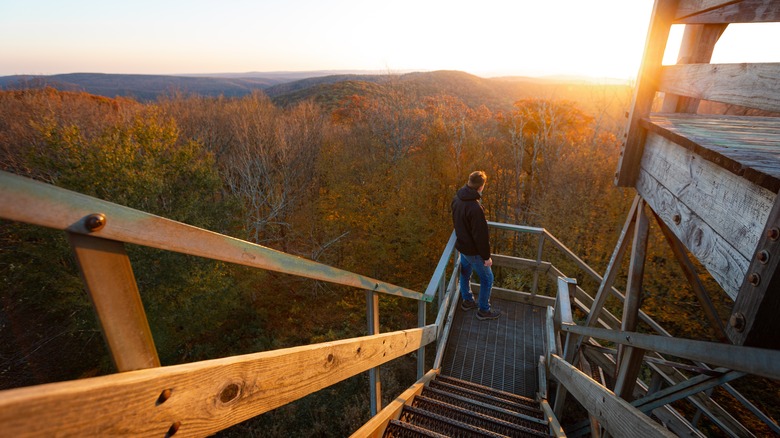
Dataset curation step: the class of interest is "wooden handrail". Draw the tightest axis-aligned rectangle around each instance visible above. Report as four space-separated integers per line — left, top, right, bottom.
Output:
0 171 427 302
560 324 780 381
0 325 437 437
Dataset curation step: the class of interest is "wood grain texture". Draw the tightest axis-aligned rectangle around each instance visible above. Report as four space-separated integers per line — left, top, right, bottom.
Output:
676 0 780 23
0 326 437 437
675 0 742 20
548 354 676 438
616 0 679 187
728 192 780 348
660 63 780 113
641 114 780 192
637 169 748 298
0 171 426 302
68 233 160 372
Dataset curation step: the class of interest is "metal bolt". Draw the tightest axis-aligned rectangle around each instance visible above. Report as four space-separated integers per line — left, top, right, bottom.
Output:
768 228 780 241
673 214 681 225
730 313 745 332
167 421 181 437
157 389 172 406
747 272 761 286
84 213 106 232
757 250 770 264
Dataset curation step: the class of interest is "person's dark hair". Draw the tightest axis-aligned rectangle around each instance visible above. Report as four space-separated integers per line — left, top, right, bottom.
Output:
467 171 487 189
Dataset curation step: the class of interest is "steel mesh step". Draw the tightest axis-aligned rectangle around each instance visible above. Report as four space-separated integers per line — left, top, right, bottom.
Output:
436 375 539 408
420 387 549 433
412 395 550 438
398 405 509 437
383 419 449 438
429 380 544 419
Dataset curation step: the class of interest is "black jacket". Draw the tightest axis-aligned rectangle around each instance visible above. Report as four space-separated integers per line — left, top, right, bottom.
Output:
451 185 491 260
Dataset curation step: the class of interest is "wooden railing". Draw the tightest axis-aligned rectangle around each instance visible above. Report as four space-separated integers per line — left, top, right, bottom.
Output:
3 170 778 436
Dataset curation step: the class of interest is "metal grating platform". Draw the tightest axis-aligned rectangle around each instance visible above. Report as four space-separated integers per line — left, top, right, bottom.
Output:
440 297 546 398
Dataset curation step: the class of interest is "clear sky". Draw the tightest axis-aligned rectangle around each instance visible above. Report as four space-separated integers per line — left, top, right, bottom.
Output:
1 0 778 79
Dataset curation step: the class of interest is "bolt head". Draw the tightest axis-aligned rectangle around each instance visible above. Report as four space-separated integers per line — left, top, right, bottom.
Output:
757 250 770 264
747 272 761 286
768 228 780 241
730 313 746 332
84 213 106 232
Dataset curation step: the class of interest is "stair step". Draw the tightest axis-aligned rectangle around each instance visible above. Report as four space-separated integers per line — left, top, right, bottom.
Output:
436 375 538 408
398 405 509 437
412 395 550 438
383 419 449 438
428 380 544 419
421 387 549 432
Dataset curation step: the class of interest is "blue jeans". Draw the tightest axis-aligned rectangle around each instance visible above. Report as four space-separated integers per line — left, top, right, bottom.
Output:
459 253 494 311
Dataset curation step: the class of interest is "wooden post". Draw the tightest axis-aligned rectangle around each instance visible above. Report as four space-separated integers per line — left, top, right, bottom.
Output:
68 233 160 372
616 0 679 187
417 300 426 380
650 209 728 342
660 23 728 113
531 233 545 297
367 290 381 415
615 200 649 396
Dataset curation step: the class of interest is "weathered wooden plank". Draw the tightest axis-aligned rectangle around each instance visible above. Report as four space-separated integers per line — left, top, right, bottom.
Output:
640 129 775 259
540 399 566 438
68 233 160 372
660 24 728 114
561 324 780 381
491 254 552 273
660 63 780 113
728 192 780 349
616 0 679 187
548 354 676 437
0 325 437 437
0 171 427 302
650 210 729 341
468 283 556 307
641 115 780 192
367 291 382 416
638 168 748 298
677 0 780 23
349 370 438 438
675 0 742 20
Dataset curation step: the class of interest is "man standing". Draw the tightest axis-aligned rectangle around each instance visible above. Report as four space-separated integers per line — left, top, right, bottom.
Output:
451 171 499 320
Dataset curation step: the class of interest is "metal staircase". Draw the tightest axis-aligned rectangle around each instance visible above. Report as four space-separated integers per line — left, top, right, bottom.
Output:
384 374 550 438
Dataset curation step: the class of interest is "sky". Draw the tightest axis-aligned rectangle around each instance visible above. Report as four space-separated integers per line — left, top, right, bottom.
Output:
1 0 778 80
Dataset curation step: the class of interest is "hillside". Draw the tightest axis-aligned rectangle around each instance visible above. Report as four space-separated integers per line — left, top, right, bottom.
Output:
0 70 632 117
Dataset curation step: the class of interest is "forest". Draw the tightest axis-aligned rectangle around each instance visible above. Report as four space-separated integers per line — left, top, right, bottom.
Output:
0 73 776 436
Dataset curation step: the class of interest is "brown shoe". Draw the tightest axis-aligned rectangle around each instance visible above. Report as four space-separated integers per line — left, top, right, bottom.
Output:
460 300 477 311
476 309 500 320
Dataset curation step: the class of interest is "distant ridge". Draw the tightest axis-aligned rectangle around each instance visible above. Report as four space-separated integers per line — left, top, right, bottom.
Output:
0 70 632 114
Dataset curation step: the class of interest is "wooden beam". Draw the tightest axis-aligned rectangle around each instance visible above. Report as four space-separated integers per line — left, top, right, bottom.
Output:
0 326 437 437
491 254 552 273
548 354 676 437
561 324 780 381
728 191 780 348
614 347 647 401
660 63 780 113
349 369 438 438
650 210 729 341
632 369 745 414
659 24 728 113
674 0 741 20
616 0 679 187
616 200 649 374
367 290 382 416
540 399 567 438
583 195 639 331
0 171 428 302
469 283 556 308
677 0 780 23
68 233 160 372
578 350 603 438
